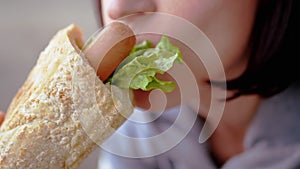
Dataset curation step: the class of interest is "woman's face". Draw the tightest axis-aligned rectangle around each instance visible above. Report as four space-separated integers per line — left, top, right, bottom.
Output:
99 0 258 111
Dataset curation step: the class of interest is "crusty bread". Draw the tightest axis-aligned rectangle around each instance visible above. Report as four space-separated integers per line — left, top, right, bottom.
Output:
0 24 132 169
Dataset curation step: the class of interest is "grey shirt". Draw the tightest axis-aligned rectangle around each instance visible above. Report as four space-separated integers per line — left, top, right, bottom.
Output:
80 84 300 169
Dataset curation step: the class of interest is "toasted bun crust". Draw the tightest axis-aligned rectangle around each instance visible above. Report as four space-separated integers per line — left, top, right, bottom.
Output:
0 24 132 169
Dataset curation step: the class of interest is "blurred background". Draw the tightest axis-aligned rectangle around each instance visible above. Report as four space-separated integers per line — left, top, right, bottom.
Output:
0 0 100 111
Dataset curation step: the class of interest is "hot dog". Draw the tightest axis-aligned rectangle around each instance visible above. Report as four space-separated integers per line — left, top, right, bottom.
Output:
84 21 136 81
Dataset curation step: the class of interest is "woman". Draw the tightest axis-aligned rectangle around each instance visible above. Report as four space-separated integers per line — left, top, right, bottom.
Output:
1 0 299 168
95 0 300 168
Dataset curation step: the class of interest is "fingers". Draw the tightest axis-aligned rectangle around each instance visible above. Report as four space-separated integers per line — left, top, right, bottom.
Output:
0 111 5 126
84 21 136 81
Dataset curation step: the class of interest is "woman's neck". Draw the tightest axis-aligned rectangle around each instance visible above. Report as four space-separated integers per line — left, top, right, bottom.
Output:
208 93 261 166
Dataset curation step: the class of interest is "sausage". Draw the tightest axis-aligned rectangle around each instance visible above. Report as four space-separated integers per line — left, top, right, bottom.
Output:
83 21 136 81
0 111 4 125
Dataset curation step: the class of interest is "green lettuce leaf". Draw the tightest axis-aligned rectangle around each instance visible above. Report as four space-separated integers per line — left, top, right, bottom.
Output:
111 35 183 93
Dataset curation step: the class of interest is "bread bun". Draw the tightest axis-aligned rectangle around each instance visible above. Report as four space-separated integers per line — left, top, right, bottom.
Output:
0 24 133 169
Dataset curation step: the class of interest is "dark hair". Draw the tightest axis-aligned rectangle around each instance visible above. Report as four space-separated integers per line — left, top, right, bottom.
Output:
213 0 299 99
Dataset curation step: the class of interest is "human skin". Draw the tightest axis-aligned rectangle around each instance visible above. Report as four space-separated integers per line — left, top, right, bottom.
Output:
100 0 262 164
100 0 259 112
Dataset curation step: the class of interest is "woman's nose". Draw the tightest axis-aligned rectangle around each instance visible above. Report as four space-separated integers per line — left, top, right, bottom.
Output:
107 0 156 20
